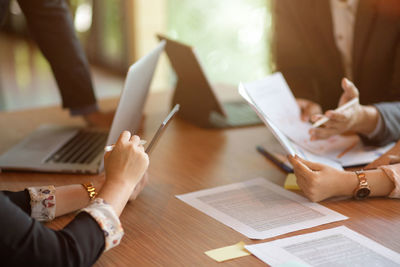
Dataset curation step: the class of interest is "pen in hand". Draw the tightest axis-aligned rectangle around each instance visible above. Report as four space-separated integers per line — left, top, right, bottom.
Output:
312 98 358 128
104 140 147 152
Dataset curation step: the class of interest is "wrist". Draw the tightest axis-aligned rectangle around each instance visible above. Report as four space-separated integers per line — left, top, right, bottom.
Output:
107 176 135 188
353 105 379 135
336 171 359 196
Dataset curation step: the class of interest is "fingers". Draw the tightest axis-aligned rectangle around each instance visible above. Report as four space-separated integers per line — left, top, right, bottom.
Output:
303 103 322 121
325 110 347 122
104 151 112 160
310 114 325 123
342 78 359 97
309 109 351 140
339 78 359 106
294 155 324 171
117 131 132 144
309 127 339 140
297 98 322 122
288 155 314 175
388 155 400 165
130 135 140 146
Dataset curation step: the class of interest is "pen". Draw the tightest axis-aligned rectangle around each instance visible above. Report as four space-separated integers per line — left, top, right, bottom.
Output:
312 98 358 128
256 145 293 173
104 140 147 152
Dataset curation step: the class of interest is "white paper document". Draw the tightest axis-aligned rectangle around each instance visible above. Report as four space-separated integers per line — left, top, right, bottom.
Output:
245 226 400 267
176 178 347 239
239 73 394 167
239 83 343 170
242 73 358 156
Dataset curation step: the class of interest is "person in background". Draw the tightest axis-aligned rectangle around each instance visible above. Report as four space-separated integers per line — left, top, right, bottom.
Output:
0 131 149 266
0 0 112 127
272 0 400 121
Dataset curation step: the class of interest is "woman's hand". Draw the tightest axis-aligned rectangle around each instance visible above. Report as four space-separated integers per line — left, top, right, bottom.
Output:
309 78 379 140
99 131 150 216
104 131 149 188
296 98 322 122
129 173 149 201
288 155 353 202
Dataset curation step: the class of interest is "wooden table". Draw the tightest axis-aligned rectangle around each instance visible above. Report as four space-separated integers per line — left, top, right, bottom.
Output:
1 92 400 266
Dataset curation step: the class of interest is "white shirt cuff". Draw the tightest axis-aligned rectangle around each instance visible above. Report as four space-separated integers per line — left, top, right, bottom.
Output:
27 185 56 222
81 198 124 251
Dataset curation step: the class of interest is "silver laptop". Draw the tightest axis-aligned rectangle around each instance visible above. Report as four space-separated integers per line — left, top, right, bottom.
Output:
0 40 166 174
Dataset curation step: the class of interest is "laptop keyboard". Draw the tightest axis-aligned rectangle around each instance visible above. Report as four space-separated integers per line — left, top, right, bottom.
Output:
45 130 108 164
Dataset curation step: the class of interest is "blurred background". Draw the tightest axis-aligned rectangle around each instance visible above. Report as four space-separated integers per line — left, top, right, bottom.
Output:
0 0 272 112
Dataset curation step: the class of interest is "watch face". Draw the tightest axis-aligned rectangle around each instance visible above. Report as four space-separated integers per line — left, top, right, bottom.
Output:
356 187 371 199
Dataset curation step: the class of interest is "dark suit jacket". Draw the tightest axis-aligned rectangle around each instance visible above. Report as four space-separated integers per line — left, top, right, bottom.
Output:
0 190 105 267
272 0 400 111
0 0 97 112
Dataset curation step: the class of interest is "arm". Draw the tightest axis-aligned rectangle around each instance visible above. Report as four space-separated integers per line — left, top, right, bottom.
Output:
1 131 149 266
361 102 400 146
0 192 105 267
17 0 97 114
288 155 395 202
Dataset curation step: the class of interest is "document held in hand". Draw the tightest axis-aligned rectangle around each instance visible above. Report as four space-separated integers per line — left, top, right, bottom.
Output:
239 73 394 167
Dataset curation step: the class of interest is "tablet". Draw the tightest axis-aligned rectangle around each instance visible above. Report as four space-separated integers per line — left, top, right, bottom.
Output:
145 104 180 155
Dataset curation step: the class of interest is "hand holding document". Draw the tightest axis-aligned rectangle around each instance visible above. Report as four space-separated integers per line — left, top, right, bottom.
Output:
176 178 347 240
240 73 358 156
245 226 400 266
239 73 394 167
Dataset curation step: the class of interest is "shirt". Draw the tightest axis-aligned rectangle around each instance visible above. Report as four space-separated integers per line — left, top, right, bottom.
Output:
330 0 359 80
330 0 385 138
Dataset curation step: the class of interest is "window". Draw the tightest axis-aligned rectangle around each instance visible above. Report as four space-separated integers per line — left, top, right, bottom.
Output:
166 0 272 86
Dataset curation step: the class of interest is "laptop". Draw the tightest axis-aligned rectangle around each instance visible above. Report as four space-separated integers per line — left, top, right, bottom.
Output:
0 40 166 174
157 34 262 128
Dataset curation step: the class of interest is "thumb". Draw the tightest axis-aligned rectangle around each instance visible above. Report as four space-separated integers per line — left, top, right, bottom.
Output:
340 78 359 105
295 156 324 171
104 151 111 160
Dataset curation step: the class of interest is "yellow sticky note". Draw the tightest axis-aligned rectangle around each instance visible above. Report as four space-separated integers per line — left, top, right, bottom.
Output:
205 241 250 262
284 173 300 190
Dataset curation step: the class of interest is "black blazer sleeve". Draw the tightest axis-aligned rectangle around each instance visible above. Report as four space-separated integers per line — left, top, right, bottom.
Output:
2 189 31 214
17 0 97 110
360 102 400 146
0 192 105 267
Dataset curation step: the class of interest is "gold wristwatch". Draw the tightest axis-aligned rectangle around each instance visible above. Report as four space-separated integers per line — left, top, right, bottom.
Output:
82 182 98 200
353 170 371 200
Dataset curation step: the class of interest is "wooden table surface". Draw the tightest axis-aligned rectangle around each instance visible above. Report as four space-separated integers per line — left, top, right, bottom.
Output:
1 92 400 266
